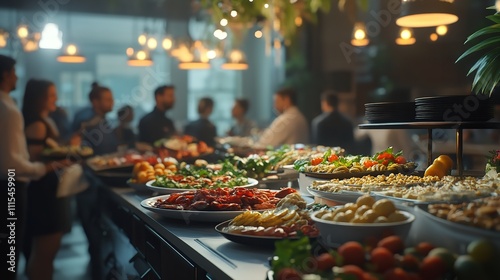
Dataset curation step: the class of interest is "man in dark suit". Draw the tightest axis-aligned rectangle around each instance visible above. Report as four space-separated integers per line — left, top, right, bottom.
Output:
138 85 177 146
311 90 355 152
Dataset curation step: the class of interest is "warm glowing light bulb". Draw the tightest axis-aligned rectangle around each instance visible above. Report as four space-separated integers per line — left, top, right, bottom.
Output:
207 50 217 59
138 34 147 45
230 10 237 17
264 3 269 8
66 44 77 55
218 31 227 40
214 29 222 38
137 50 147 60
295 17 303 27
220 18 228 26
430 33 438 41
354 29 366 40
126 47 134 56
436 25 448 36
400 29 412 40
147 37 157 49
229 50 243 62
162 38 173 50
17 25 29 38
254 30 263 38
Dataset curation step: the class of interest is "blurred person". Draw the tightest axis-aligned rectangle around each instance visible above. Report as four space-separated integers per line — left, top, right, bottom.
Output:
71 81 99 133
227 98 257 137
77 85 118 156
74 84 117 280
184 97 217 147
0 55 66 280
138 85 176 146
0 57 37 279
255 88 309 148
22 79 73 280
114 105 136 150
311 90 355 151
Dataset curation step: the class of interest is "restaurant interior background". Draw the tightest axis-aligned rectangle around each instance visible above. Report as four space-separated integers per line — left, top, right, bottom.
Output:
0 0 496 168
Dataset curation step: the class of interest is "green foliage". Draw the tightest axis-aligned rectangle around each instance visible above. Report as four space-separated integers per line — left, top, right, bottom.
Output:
200 0 331 42
457 10 500 96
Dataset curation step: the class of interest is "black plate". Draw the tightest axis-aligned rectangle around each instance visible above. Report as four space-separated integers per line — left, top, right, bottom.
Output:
215 220 307 248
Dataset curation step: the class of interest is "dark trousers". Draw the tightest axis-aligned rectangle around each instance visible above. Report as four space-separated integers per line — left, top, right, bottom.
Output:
0 179 27 280
76 178 103 280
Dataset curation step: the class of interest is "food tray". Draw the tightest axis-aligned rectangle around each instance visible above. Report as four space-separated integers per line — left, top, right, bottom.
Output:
141 195 264 223
306 186 364 204
145 178 259 194
215 220 305 248
409 206 500 253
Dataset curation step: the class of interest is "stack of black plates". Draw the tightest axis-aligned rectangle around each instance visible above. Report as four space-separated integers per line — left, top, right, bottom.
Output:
415 95 494 122
365 102 415 123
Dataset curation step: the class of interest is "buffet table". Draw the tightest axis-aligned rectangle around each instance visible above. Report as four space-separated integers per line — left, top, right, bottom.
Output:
103 186 272 280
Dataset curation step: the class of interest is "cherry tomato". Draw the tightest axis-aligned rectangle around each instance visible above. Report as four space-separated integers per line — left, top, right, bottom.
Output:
395 156 406 164
328 154 339 162
364 160 377 168
377 152 395 161
311 158 323 166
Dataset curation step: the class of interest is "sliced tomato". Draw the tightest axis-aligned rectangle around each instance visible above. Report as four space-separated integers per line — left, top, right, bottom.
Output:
364 160 377 168
328 154 339 162
311 158 323 166
395 156 406 164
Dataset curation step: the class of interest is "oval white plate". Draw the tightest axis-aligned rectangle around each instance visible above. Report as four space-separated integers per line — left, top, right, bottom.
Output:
145 178 259 194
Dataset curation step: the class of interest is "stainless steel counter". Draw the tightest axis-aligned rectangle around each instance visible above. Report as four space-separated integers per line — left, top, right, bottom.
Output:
107 187 273 280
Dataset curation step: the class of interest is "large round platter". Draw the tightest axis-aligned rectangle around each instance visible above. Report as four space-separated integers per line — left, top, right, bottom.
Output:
145 178 259 194
305 170 400 180
215 220 308 248
141 194 260 222
409 206 500 253
306 186 364 204
126 179 151 192
371 191 492 206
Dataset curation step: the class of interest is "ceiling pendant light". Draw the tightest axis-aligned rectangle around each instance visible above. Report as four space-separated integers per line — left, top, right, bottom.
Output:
221 49 248 70
57 14 86 63
396 0 458 28
396 28 416 45
127 49 153 67
178 41 210 70
57 44 86 63
351 22 369 47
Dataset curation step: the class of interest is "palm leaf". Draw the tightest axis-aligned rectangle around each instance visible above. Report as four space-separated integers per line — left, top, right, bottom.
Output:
463 24 500 44
486 14 500 24
471 52 500 95
458 36 500 62
458 9 500 95
467 56 488 76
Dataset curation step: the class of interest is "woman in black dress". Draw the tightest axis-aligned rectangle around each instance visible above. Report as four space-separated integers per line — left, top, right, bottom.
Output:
22 79 72 280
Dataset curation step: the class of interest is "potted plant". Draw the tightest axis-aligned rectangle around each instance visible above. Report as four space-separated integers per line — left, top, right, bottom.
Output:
457 4 500 96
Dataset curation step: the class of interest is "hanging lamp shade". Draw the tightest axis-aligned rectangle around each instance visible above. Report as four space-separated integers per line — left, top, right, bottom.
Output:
127 49 153 67
178 41 210 70
57 44 86 63
221 49 248 70
396 0 458 28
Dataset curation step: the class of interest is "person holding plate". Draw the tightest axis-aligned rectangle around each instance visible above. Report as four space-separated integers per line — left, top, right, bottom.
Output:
21 79 73 280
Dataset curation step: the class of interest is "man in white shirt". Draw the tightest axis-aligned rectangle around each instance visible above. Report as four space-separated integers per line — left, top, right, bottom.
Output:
0 55 61 280
256 88 309 148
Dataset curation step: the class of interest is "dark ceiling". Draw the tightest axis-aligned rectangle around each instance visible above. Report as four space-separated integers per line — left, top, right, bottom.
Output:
0 0 192 20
